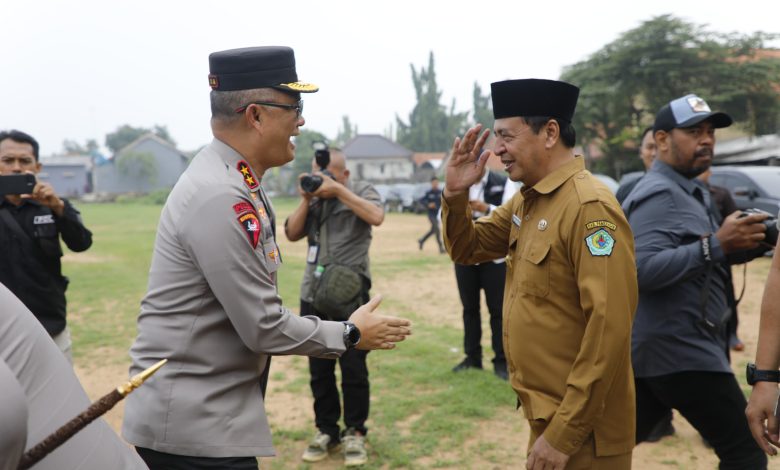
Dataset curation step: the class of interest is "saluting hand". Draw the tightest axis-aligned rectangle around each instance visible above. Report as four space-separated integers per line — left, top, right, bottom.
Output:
444 124 492 196
349 295 412 350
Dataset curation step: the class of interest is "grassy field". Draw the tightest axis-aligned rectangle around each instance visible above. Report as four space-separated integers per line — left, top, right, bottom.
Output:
64 199 780 469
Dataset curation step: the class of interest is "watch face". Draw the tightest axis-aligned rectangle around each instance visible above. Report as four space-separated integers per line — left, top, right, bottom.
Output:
348 324 361 344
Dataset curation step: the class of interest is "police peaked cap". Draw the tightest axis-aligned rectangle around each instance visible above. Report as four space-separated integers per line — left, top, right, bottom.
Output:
208 46 318 93
490 79 579 122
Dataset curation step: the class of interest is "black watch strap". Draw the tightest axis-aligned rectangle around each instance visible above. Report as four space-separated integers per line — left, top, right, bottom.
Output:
747 363 780 385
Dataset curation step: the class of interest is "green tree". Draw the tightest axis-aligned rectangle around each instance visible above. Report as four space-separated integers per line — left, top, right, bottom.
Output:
396 51 468 152
334 116 358 147
472 82 493 128
292 129 330 176
560 15 780 178
105 124 176 154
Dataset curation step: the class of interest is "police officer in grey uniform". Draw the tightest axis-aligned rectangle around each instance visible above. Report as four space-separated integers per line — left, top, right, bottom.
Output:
121 46 411 470
0 283 147 470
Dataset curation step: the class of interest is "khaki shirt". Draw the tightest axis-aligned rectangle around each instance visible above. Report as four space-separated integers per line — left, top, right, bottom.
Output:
299 180 381 301
442 157 637 456
122 139 346 458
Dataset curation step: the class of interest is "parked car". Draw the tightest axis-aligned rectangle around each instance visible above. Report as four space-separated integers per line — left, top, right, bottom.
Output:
710 166 780 215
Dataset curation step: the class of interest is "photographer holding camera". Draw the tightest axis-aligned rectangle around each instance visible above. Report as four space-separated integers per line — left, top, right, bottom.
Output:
623 95 770 469
284 145 384 467
0 130 92 363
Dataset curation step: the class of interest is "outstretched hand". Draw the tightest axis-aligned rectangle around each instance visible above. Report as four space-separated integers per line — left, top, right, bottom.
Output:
444 124 492 196
348 295 412 350
746 382 780 455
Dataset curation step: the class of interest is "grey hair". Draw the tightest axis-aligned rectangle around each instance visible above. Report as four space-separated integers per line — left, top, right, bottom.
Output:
210 88 280 124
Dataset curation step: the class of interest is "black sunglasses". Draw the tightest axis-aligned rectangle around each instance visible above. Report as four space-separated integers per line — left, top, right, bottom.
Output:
235 99 303 118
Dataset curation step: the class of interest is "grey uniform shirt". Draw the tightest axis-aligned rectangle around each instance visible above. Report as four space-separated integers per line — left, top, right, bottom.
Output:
122 139 346 458
622 160 731 377
0 283 147 470
300 180 381 302
0 359 27 470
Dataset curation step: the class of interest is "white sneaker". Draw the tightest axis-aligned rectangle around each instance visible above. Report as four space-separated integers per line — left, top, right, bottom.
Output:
302 431 340 462
342 431 368 467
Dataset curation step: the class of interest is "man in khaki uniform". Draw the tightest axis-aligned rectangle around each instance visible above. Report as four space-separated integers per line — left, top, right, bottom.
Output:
441 79 637 470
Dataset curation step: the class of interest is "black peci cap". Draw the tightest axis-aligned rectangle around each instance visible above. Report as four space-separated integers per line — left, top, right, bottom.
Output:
208 46 318 93
490 79 579 122
653 94 732 132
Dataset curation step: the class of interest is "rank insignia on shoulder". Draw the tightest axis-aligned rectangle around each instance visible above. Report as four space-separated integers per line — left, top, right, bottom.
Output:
237 210 261 249
512 214 522 227
585 228 615 256
585 220 617 231
236 160 260 190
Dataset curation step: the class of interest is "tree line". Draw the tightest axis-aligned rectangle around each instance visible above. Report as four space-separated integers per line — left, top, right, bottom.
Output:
62 15 779 182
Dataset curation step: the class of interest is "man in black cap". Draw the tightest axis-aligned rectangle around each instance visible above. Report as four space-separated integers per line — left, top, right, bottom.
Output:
623 93 769 469
442 79 638 469
121 46 411 470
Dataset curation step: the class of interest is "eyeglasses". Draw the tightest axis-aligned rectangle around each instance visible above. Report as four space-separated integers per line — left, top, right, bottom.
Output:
235 99 304 118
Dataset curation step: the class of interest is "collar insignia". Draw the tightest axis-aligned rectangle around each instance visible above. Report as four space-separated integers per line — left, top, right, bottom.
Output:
236 160 259 190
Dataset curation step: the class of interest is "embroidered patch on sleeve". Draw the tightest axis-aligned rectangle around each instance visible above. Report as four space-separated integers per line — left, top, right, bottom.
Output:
585 220 617 231
585 228 615 256
233 201 254 215
237 211 261 249
236 160 260 190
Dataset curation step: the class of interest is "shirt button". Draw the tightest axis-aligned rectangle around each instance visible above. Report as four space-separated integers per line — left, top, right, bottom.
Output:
577 174 585 179
524 214 531 221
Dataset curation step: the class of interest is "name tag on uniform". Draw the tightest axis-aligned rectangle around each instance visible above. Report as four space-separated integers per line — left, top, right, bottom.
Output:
512 214 522 227
307 244 319 264
34 215 54 224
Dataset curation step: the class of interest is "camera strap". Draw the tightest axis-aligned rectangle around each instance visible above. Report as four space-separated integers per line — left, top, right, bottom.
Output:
698 234 718 333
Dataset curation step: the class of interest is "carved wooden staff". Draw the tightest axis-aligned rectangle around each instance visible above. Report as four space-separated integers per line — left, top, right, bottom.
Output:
17 359 167 470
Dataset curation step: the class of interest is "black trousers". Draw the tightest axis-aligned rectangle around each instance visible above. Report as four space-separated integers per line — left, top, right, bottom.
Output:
454 262 505 365
135 447 258 470
419 213 443 249
636 372 766 470
301 299 370 442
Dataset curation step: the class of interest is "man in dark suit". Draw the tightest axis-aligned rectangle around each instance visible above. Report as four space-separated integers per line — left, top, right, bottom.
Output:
452 169 509 380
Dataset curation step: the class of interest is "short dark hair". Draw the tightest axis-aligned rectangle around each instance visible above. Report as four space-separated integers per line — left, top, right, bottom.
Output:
640 127 653 141
0 130 40 161
430 176 439 182
521 116 576 148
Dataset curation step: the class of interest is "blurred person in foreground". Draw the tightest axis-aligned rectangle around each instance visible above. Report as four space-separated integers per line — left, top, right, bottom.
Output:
121 46 411 470
442 78 638 470
623 94 768 469
745 234 780 456
0 283 147 469
0 130 93 362
285 148 384 466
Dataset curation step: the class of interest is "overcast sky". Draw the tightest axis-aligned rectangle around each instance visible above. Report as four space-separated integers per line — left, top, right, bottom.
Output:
3 0 779 156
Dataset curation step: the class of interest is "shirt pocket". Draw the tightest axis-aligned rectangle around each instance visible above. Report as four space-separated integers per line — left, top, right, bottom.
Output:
518 239 551 297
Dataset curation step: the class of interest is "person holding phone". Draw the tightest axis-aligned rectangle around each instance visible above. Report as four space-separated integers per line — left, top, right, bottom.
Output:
0 129 93 363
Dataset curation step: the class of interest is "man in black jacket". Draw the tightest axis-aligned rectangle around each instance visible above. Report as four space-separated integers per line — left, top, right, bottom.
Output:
0 130 92 363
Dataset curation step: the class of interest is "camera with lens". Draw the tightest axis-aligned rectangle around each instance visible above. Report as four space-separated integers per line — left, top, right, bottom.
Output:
300 141 333 193
738 208 779 247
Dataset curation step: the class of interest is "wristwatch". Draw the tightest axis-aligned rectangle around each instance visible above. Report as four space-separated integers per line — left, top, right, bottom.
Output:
746 363 780 385
342 322 361 350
